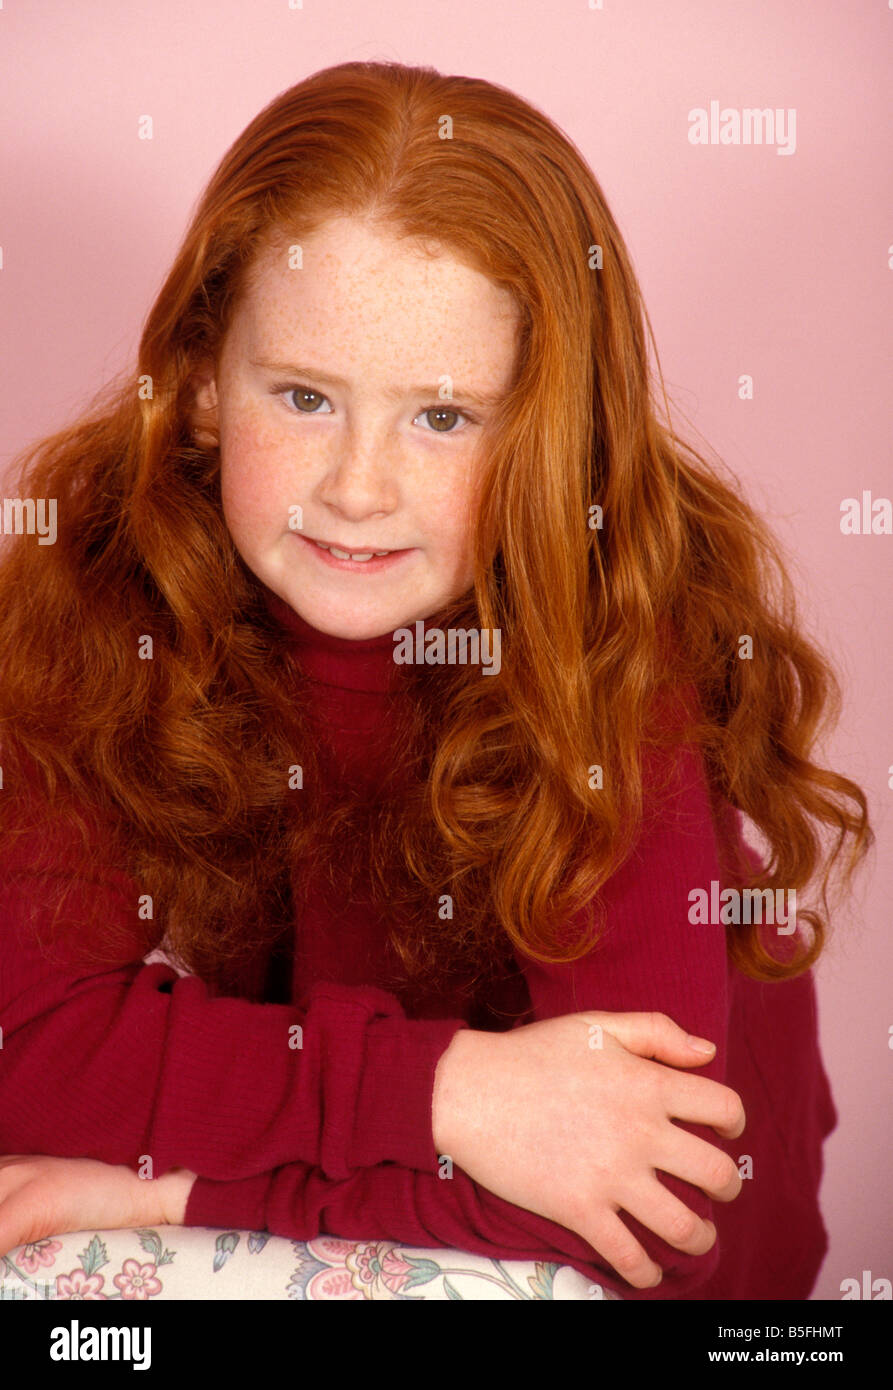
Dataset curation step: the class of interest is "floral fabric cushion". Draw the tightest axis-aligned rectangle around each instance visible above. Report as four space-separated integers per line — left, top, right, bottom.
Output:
1 1226 620 1301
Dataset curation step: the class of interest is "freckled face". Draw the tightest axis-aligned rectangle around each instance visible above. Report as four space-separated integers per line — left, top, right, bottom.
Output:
194 215 521 640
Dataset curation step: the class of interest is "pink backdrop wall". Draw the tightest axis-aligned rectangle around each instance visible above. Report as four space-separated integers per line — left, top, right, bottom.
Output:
1 1 890 1299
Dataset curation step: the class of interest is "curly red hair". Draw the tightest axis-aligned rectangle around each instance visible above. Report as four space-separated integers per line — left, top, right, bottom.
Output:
0 60 872 997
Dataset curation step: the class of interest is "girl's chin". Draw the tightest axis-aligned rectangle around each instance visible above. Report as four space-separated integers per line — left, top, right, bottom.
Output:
292 598 409 640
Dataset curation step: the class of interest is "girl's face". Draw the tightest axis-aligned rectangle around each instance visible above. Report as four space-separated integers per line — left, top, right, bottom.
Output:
192 215 521 639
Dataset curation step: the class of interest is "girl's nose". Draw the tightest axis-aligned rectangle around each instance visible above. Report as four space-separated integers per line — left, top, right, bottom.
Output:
315 439 399 520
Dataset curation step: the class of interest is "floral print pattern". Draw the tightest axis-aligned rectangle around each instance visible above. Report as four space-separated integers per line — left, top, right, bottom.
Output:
17 1238 62 1275
0 1226 620 1301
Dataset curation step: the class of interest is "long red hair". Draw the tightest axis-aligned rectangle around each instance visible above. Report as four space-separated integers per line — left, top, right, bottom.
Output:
0 60 872 997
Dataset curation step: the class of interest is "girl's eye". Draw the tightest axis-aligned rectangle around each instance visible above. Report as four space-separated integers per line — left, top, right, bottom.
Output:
415 406 469 434
274 384 473 433
280 386 332 415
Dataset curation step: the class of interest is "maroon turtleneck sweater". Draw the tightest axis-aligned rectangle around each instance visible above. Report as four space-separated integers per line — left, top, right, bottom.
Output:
0 593 837 1299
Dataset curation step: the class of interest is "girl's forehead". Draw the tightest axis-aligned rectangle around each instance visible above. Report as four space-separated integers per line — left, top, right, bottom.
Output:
235 219 522 362
249 216 511 301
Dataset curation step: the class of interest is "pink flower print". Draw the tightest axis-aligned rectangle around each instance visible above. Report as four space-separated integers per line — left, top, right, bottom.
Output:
55 1269 107 1300
302 1238 415 1300
18 1239 62 1274
113 1260 163 1300
305 1264 365 1300
346 1242 414 1298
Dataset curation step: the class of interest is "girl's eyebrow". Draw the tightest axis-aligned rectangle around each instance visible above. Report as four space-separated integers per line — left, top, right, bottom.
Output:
249 358 503 408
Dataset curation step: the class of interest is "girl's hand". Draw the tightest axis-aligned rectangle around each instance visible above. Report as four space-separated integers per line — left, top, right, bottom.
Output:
432 1010 745 1290
0 1155 197 1258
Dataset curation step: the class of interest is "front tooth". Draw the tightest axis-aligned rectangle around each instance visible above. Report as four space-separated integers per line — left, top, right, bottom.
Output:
319 543 389 561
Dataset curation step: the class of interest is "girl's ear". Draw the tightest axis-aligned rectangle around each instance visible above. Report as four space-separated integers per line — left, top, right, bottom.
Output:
188 363 220 448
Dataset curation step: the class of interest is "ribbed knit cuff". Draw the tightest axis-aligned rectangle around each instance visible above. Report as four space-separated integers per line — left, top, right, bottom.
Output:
352 1016 469 1173
184 1173 269 1233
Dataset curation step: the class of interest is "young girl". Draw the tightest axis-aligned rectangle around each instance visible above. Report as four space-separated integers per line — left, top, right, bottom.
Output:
0 60 871 1301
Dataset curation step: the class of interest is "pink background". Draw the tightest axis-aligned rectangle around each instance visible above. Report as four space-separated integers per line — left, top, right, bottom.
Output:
1 1 890 1298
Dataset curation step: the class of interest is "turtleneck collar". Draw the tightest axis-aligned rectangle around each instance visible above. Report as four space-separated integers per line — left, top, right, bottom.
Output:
263 589 402 694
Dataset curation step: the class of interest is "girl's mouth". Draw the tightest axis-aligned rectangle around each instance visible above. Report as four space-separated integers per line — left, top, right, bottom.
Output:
295 531 414 572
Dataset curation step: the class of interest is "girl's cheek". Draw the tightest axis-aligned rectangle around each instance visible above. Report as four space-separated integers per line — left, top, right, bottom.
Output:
220 458 261 540
221 437 289 537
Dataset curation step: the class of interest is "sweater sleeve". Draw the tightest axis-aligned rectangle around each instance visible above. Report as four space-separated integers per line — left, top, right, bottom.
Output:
185 704 743 1300
0 811 468 1182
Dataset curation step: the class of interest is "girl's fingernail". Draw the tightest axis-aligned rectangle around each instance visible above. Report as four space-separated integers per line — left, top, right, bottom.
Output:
687 1035 716 1054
